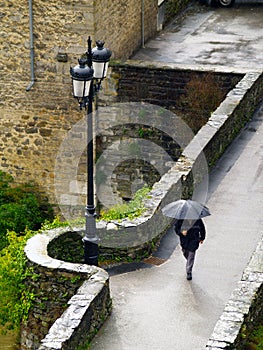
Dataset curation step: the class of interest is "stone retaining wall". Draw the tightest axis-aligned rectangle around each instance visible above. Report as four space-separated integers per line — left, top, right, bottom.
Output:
23 70 262 349
206 236 263 349
92 71 263 253
23 230 112 350
55 63 246 218
105 60 242 108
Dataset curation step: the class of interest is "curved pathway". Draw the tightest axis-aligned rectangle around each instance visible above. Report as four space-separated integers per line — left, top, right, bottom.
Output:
90 2 263 349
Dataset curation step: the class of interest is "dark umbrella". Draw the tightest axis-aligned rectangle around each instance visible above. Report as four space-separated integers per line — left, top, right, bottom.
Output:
161 199 211 219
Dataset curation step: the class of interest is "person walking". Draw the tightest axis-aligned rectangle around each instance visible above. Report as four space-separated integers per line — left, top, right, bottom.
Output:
174 219 206 280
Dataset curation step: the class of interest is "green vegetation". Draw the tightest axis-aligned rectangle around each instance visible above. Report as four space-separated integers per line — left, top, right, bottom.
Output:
0 171 54 250
0 175 150 333
0 229 35 331
0 217 68 333
243 317 263 350
99 186 151 221
0 171 54 331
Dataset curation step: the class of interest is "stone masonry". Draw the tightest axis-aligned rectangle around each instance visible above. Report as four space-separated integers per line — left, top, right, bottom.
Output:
0 0 158 205
23 229 112 350
23 70 263 349
206 236 263 349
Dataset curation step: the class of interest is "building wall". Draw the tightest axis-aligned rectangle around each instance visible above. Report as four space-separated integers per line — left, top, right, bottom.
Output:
0 0 158 205
94 0 158 58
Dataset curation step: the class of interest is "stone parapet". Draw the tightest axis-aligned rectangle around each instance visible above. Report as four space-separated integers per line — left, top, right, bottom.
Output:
23 229 111 350
206 237 263 349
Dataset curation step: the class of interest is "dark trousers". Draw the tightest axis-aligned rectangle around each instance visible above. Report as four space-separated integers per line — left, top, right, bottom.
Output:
182 249 196 274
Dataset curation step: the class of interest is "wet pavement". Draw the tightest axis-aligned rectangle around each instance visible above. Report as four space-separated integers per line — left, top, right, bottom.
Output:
133 1 263 71
89 2 263 350
90 103 263 350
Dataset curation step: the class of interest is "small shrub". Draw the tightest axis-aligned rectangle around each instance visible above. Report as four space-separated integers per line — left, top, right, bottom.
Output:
0 229 35 331
177 73 225 133
0 171 54 250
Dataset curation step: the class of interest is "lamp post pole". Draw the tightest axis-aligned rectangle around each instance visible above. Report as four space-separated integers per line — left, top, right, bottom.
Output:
70 37 111 265
84 37 98 265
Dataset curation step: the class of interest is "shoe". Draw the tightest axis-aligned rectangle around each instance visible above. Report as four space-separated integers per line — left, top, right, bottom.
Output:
187 272 192 280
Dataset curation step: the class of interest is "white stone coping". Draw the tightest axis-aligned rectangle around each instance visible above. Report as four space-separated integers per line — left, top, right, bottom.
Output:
24 226 104 276
120 59 262 75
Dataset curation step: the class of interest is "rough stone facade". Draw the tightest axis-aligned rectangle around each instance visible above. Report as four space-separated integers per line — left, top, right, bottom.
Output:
0 0 158 205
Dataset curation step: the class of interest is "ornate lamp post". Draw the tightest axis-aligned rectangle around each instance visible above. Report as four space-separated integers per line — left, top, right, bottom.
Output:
70 36 111 265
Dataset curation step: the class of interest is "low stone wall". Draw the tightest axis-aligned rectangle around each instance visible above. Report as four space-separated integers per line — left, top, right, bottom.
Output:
95 70 263 253
105 60 242 108
23 230 112 350
206 236 263 350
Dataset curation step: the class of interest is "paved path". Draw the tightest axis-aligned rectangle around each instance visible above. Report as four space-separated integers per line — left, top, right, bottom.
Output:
90 103 263 350
90 3 263 349
133 1 263 72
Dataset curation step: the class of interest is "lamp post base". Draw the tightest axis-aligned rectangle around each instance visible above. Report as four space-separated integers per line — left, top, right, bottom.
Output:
83 237 99 266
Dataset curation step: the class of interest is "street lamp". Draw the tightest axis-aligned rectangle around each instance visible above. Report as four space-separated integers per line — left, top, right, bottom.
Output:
70 36 111 265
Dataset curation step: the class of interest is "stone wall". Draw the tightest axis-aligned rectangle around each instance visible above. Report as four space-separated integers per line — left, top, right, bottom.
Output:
94 0 158 59
0 0 158 205
163 0 191 26
206 237 263 349
0 62 241 210
103 60 242 107
23 71 262 349
49 71 263 256
23 230 112 350
54 64 243 215
93 62 242 200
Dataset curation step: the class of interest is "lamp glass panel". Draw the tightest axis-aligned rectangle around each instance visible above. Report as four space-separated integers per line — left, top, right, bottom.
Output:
93 62 109 79
73 79 91 98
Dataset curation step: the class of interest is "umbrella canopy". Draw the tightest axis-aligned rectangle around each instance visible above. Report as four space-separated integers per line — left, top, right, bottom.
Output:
161 199 211 220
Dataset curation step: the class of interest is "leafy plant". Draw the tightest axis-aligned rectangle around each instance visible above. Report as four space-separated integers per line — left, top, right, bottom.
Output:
0 171 54 250
0 184 151 333
40 216 69 231
99 186 151 221
0 229 35 331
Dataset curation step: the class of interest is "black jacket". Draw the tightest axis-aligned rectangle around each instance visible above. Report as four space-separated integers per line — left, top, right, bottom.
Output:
174 219 206 252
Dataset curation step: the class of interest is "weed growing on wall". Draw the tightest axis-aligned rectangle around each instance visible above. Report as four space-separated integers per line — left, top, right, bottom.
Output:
99 186 151 221
243 317 263 350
